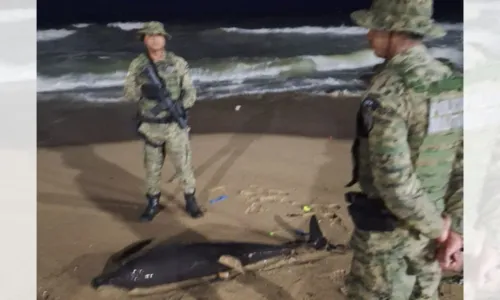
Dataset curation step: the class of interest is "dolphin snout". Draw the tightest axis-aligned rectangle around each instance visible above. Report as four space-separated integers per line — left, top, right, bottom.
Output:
91 275 108 289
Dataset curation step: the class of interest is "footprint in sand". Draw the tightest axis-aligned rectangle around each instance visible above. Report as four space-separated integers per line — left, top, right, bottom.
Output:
238 184 291 214
238 185 348 231
304 203 348 230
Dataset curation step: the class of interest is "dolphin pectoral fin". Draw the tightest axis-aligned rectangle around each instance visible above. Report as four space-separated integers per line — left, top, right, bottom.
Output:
110 238 154 263
218 255 245 274
103 238 154 273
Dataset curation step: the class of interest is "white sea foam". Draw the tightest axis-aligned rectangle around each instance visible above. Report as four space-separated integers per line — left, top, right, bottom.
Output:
221 25 368 35
37 46 462 93
35 22 463 42
221 22 462 35
73 23 90 28
106 22 144 31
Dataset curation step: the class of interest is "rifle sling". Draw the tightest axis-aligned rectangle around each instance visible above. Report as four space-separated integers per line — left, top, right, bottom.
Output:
145 52 166 90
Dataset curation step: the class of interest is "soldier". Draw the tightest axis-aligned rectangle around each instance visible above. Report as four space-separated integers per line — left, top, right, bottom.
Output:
123 21 204 221
344 0 463 298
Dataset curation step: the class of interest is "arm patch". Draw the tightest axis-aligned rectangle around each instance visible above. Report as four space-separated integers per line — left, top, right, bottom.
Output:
360 97 380 134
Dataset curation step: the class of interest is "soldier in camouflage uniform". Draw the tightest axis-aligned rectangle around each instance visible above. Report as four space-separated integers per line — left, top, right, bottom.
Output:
123 21 204 221
360 59 459 87
344 0 463 298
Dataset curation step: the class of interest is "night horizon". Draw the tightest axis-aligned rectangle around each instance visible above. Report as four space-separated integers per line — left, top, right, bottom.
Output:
37 0 463 28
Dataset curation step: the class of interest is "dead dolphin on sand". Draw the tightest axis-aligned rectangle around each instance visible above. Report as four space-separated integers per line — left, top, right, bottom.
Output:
91 215 344 295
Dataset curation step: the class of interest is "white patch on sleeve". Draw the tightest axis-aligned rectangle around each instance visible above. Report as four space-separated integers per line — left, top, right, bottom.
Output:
428 98 463 133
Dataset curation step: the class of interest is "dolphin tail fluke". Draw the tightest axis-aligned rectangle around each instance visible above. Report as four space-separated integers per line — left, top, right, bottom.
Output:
307 215 327 249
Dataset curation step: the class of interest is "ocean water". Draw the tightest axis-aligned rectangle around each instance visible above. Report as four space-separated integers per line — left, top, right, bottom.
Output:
36 21 463 103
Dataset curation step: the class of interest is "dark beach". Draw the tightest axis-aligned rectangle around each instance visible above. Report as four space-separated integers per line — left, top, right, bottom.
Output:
37 92 360 147
36 93 463 299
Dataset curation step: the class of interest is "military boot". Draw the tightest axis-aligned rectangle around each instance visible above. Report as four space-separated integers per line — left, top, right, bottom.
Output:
184 190 204 218
140 193 163 222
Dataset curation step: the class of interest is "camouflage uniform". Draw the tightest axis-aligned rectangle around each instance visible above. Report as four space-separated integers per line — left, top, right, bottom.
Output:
359 61 388 86
435 58 462 75
345 0 463 299
124 21 203 221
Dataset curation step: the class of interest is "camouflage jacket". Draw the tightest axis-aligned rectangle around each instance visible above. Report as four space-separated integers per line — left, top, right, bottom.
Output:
352 44 463 238
123 51 196 120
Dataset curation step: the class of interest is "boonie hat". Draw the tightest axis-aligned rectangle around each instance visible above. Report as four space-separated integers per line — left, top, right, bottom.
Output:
351 0 445 39
137 21 172 40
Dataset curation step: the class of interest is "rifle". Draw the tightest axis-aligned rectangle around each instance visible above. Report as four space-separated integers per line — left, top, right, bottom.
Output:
143 53 188 129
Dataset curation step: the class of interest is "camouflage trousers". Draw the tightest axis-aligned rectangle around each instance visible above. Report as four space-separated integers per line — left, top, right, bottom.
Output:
345 228 442 300
138 122 196 196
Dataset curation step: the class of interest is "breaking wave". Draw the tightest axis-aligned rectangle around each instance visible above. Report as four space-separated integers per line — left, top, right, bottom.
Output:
220 22 462 35
37 49 379 92
106 22 144 31
37 47 461 93
220 26 368 35
36 22 463 42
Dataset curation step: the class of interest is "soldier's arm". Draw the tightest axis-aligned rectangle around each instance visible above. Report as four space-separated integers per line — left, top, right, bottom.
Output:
177 58 197 109
443 139 463 235
123 58 142 102
367 98 444 239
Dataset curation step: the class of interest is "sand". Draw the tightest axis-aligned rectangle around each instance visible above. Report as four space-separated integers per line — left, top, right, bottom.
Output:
37 92 462 299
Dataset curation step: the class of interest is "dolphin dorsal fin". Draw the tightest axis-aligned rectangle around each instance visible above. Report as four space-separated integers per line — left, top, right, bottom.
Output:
307 215 327 249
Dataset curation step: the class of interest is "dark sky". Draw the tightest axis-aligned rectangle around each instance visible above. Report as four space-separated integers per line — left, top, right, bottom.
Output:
37 0 463 29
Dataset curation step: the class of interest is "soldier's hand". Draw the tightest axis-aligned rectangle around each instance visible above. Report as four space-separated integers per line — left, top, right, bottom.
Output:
437 231 463 272
443 250 463 272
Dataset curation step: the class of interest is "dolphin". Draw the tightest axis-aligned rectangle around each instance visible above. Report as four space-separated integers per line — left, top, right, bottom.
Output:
90 215 335 291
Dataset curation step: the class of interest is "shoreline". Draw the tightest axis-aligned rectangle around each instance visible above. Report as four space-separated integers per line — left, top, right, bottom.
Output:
37 91 361 148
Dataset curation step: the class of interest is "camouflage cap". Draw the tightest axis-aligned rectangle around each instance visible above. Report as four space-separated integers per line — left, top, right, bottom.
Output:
351 0 445 39
137 21 172 40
